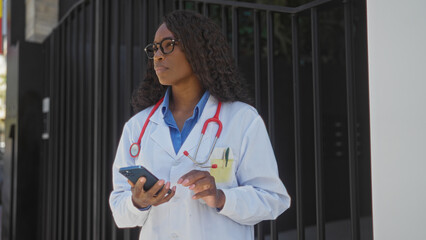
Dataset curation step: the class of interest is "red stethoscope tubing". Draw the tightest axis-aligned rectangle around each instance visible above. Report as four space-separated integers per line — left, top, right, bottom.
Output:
129 97 164 158
183 102 222 168
129 96 222 169
201 101 222 136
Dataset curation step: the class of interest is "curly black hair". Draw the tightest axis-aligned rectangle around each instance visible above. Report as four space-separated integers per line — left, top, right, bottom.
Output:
131 10 251 113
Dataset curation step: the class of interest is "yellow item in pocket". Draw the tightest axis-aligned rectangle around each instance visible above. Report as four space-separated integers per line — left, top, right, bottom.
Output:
209 147 234 183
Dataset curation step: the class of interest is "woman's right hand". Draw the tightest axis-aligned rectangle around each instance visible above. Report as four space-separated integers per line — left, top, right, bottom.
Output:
128 177 176 208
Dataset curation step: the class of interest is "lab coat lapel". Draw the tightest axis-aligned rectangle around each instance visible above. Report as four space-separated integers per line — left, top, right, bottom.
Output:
176 95 219 159
149 103 176 159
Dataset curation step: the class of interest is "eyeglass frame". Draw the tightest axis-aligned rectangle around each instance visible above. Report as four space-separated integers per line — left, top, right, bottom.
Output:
144 37 180 59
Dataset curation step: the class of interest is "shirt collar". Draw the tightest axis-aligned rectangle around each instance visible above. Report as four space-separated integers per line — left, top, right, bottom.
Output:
161 87 210 120
161 87 172 116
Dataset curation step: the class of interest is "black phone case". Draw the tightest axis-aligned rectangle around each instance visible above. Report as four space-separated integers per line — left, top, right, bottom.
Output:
119 166 159 192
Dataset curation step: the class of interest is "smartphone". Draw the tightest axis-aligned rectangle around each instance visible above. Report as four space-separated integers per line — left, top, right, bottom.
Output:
119 165 171 194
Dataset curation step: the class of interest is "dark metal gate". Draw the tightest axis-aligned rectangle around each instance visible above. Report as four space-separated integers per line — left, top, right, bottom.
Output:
39 0 371 239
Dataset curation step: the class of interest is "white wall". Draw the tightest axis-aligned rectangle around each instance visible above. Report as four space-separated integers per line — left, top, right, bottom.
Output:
25 0 58 43
367 0 426 239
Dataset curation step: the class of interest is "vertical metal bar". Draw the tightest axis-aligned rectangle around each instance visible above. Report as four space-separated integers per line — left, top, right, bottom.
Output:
46 32 55 240
44 139 49 239
40 39 48 240
64 17 72 240
159 0 164 17
203 2 208 16
115 0 121 147
256 224 264 240
96 6 103 238
110 0 121 238
266 10 275 147
123 222 130 240
253 10 261 113
101 1 110 239
100 1 106 238
179 0 183 10
41 37 47 240
121 2 132 238
58 22 66 240
58 24 64 240
253 10 262 116
254 11 262 239
138 0 143 103
194 1 199 12
172 0 177 11
122 0 133 117
10 123 16 240
232 7 238 65
78 4 85 240
344 1 360 239
221 6 227 41
124 228 131 240
93 0 103 239
70 11 78 240
140 0 148 91
154 0 159 30
266 10 277 240
311 7 325 240
86 2 94 239
125 0 133 118
292 13 305 240
42 142 47 239
52 26 60 240
45 39 49 240
42 131 48 240
44 35 49 240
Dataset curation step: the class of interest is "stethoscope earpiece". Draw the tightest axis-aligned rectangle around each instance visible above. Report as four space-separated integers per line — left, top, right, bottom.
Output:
184 150 218 168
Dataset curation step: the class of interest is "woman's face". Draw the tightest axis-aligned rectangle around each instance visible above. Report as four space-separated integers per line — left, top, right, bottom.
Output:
152 23 196 87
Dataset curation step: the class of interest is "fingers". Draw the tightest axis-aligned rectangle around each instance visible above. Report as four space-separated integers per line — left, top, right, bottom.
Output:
178 170 211 187
130 177 147 201
188 177 213 193
151 182 176 206
127 180 135 188
193 189 226 209
189 177 216 201
145 179 165 198
153 185 177 206
153 181 170 198
192 189 214 200
179 170 215 194
132 177 146 190
179 170 220 207
128 177 176 208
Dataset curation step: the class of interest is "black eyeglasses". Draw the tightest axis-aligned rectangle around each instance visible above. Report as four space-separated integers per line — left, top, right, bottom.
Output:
144 38 179 59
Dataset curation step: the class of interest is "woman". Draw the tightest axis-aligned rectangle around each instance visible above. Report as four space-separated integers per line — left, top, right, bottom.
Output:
109 10 290 240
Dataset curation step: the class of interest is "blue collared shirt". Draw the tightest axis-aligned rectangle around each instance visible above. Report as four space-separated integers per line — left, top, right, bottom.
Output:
161 88 210 154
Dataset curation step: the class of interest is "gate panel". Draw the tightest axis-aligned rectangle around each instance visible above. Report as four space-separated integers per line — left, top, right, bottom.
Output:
40 0 371 239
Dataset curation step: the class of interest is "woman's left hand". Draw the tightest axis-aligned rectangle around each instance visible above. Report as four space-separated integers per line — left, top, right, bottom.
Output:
178 170 226 209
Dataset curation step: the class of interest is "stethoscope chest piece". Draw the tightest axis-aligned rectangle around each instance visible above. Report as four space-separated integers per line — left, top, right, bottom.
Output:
130 143 141 158
128 97 165 159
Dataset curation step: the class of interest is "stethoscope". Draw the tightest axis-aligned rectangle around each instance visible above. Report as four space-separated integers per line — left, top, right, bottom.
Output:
129 97 222 169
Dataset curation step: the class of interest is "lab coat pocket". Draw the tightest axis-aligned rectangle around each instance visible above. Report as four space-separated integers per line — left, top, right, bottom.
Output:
209 147 234 184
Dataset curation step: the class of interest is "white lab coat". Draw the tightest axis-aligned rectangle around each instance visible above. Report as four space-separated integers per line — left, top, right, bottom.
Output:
109 95 291 240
